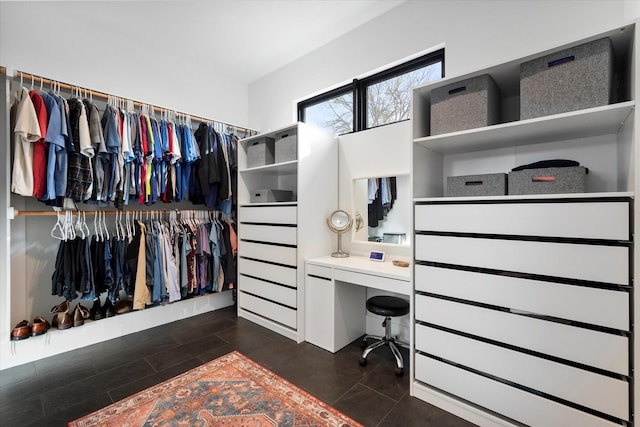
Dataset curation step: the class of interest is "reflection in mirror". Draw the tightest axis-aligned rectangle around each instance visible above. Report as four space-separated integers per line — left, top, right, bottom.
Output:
353 175 410 246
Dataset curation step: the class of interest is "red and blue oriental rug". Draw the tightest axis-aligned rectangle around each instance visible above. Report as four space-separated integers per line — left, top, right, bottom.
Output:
68 351 362 426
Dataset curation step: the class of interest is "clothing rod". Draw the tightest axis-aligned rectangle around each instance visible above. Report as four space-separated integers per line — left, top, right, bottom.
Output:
14 209 221 217
8 69 257 135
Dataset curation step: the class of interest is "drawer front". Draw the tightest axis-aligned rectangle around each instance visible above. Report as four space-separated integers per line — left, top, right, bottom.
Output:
415 265 629 330
415 354 621 427
306 263 333 279
415 234 629 285
416 325 629 420
238 292 296 328
415 295 628 375
239 241 297 267
334 269 411 295
238 258 297 288
239 205 297 224
240 223 297 245
239 275 297 308
415 201 630 240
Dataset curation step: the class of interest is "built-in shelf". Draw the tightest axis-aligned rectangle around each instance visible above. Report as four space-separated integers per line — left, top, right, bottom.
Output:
239 201 298 207
414 101 635 155
239 160 298 175
414 191 634 203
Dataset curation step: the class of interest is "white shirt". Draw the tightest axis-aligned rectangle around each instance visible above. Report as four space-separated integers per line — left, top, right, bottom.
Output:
11 87 40 196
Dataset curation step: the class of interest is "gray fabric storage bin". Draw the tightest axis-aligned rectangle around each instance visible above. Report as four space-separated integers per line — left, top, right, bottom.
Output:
274 129 297 163
247 137 275 168
508 166 587 195
431 74 500 135
447 173 507 197
250 189 293 203
520 37 613 120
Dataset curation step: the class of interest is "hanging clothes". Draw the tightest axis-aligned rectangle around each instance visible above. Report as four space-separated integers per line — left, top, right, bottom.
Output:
10 84 242 212
65 99 94 202
10 87 40 196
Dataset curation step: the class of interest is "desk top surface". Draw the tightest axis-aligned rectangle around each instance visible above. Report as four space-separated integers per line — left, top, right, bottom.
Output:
306 255 411 282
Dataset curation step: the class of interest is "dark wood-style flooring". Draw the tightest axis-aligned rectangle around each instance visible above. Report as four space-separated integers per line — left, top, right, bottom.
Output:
0 306 476 426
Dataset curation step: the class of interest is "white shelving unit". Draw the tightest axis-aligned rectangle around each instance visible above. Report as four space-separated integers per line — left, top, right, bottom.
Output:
236 122 337 342
411 23 637 427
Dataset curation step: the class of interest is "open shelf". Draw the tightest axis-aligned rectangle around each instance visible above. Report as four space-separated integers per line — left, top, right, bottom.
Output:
414 101 635 155
414 191 634 203
239 160 298 176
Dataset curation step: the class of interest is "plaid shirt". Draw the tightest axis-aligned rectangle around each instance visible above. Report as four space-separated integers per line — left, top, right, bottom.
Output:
65 99 93 201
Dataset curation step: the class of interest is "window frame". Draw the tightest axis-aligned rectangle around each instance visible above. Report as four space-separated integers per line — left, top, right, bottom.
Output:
297 83 355 134
298 49 444 134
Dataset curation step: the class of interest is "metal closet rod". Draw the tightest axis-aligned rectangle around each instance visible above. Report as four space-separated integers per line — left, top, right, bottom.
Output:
14 209 220 217
5 68 257 135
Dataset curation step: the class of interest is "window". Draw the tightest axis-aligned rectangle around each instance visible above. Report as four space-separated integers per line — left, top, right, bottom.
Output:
298 49 444 135
300 86 354 135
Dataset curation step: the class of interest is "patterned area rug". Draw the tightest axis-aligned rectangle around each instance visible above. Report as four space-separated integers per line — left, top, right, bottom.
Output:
68 351 362 427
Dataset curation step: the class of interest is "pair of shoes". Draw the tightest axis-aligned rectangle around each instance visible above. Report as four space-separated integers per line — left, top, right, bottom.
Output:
31 316 51 336
50 300 72 330
89 298 116 320
73 303 91 327
11 320 31 341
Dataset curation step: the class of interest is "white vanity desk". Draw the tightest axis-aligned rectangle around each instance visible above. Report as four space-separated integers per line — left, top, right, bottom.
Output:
304 255 411 353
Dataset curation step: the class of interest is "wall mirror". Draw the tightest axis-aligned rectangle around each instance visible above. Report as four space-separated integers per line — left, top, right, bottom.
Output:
352 174 410 246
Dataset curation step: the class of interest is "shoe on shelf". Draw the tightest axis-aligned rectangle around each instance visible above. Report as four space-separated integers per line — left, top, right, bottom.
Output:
50 300 72 330
31 316 50 336
11 320 31 341
73 303 91 327
103 298 116 318
114 299 133 315
90 299 103 321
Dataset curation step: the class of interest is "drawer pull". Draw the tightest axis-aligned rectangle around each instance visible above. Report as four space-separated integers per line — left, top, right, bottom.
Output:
465 180 483 186
448 86 466 95
548 55 575 68
532 175 556 182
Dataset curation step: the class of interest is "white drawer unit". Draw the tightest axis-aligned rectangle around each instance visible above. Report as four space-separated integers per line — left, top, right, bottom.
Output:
415 264 629 330
414 354 623 427
238 292 296 329
415 234 629 285
416 325 629 420
237 123 338 343
239 275 297 308
238 258 297 288
240 223 297 245
238 204 297 224
415 200 630 240
412 195 632 426
239 240 297 267
415 295 629 375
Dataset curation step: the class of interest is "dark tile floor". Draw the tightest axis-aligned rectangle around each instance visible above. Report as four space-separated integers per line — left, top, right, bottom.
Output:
0 306 476 427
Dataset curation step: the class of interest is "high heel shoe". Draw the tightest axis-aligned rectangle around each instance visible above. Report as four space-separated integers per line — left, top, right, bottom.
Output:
73 303 91 327
50 300 72 330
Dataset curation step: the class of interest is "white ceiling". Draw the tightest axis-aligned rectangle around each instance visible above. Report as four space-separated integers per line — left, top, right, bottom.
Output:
12 0 404 85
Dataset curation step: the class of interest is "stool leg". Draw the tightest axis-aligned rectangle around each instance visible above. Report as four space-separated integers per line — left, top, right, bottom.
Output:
389 341 405 377
361 339 386 361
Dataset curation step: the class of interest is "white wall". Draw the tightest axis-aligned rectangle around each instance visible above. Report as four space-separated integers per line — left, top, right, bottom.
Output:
0 1 249 129
249 0 637 132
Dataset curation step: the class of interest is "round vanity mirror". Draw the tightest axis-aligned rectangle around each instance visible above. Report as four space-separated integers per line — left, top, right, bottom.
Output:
327 209 353 257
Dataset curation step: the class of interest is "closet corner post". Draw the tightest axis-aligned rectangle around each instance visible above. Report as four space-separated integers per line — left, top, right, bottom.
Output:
0 67 11 346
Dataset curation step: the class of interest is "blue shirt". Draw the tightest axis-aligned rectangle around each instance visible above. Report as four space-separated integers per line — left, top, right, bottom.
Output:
41 92 65 201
